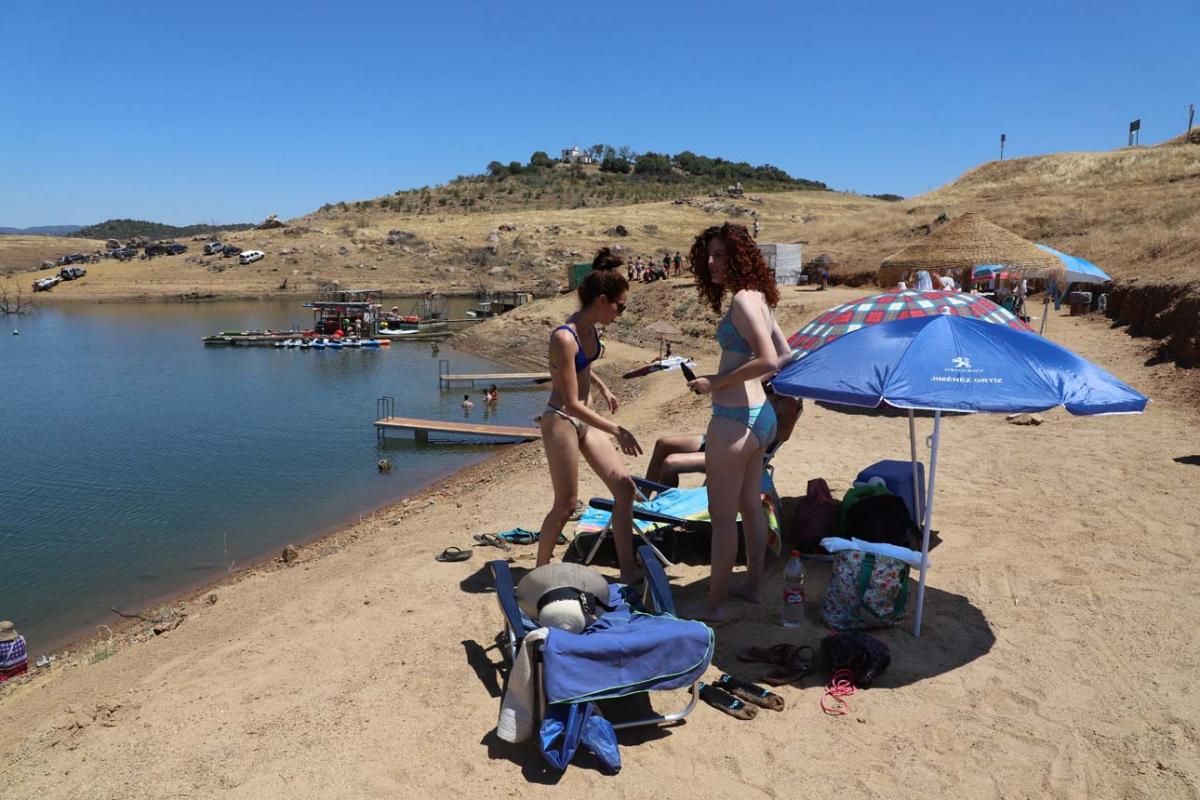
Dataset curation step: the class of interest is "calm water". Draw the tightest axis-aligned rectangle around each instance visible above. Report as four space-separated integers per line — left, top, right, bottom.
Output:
0 299 545 652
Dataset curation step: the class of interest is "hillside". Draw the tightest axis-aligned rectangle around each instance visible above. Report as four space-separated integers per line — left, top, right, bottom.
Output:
74 219 255 241
5 141 1196 361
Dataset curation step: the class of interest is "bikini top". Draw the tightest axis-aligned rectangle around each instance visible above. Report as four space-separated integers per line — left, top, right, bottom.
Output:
716 313 754 355
554 324 603 372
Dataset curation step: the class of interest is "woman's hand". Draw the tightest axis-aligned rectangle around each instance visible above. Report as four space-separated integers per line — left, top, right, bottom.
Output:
600 387 619 414
687 376 714 396
615 426 643 456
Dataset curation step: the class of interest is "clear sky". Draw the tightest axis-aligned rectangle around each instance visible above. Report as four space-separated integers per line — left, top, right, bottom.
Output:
2 0 1196 227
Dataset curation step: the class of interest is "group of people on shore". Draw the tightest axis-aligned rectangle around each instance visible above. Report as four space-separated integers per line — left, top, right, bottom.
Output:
627 252 684 283
536 224 793 621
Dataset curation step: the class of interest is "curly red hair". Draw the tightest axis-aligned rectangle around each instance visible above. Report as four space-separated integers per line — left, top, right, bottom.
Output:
689 223 779 313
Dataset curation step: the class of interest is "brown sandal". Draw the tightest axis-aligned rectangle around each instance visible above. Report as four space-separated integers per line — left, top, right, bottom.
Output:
735 643 815 686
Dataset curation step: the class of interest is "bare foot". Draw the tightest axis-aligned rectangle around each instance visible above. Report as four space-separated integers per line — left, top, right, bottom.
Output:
679 602 728 624
732 585 763 605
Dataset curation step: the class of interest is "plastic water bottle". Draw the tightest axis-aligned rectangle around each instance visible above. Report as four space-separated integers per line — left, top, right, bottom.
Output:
781 550 806 628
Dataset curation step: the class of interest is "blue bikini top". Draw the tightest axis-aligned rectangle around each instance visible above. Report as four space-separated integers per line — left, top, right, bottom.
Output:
716 313 754 354
554 324 603 372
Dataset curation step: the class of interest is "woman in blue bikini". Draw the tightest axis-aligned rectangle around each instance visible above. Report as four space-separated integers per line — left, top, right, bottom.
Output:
686 223 792 620
536 248 643 582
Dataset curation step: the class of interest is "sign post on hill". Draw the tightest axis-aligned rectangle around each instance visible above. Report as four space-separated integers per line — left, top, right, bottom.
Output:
1188 104 1195 138
999 133 1006 160
1128 119 1141 146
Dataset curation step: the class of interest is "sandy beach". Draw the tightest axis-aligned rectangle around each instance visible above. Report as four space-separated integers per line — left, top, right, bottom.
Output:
1 286 1199 799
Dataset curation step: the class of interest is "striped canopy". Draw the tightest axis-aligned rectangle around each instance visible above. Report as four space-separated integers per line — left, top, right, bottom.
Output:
788 289 1033 355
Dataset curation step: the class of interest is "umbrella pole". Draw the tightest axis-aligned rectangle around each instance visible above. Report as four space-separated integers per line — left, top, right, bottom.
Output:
913 409 941 638
908 409 923 526
1039 295 1050 335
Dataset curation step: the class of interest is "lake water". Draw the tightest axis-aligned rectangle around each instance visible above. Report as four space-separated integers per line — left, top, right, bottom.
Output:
0 299 546 652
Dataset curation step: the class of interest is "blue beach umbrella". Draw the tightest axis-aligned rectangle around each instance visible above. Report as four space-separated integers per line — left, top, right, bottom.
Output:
772 314 1147 636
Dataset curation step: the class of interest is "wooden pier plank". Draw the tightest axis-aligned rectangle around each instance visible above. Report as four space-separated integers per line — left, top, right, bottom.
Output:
438 371 550 384
374 416 541 441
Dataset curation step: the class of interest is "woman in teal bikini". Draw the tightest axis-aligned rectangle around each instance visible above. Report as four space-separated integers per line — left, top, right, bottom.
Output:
536 248 643 583
686 224 792 620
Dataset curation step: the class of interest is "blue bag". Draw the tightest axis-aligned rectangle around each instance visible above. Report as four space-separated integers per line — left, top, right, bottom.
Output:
538 702 621 774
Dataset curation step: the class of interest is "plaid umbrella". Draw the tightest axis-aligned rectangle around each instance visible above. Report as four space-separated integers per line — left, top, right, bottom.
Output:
788 289 1032 355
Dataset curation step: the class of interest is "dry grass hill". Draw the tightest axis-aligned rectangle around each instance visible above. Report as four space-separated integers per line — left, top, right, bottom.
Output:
2 140 1196 359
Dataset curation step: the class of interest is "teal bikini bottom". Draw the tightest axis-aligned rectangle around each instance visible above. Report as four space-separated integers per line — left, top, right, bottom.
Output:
712 402 777 448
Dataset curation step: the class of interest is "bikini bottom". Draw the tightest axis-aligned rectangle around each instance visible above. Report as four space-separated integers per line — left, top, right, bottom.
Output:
712 402 777 449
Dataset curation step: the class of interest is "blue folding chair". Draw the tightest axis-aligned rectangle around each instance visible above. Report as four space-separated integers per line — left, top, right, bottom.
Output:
490 546 713 731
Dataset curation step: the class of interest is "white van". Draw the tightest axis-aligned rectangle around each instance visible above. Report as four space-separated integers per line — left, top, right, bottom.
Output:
239 250 265 265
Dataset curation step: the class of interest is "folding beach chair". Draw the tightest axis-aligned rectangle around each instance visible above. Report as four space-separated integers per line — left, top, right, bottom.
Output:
490 546 713 733
576 459 783 567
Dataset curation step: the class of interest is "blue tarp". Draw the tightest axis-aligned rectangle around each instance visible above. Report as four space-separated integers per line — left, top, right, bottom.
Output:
542 585 714 705
772 314 1147 416
1035 244 1111 284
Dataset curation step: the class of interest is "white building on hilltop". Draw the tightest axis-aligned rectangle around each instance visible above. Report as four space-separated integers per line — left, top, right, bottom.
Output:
560 146 593 164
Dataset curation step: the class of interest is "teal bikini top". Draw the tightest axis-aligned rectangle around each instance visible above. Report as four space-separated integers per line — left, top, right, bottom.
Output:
716 313 754 354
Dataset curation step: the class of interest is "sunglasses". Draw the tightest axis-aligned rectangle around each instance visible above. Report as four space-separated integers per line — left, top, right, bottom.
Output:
613 299 627 314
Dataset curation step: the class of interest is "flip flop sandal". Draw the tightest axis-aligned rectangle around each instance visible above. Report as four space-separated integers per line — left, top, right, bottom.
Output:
435 546 473 562
472 533 511 551
699 682 758 720
495 528 568 545
762 645 816 687
716 673 786 712
735 643 795 666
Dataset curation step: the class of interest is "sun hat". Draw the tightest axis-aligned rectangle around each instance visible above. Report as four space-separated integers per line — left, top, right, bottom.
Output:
516 563 612 634
0 621 18 642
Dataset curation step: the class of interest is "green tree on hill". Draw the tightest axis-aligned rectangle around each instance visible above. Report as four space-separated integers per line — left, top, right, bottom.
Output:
634 152 673 176
599 156 632 174
529 151 555 169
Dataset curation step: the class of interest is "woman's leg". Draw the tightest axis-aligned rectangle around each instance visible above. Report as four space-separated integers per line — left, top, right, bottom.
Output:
536 414 580 567
580 431 639 582
645 434 704 485
702 415 758 618
735 437 770 603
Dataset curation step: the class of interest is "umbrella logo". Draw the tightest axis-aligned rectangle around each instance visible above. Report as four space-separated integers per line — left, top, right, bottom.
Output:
952 356 972 369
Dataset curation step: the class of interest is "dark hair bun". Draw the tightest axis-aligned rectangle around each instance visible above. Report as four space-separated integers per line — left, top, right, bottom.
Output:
592 247 623 271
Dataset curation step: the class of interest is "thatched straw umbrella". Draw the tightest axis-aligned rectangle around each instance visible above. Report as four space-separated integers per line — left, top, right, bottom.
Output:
879 212 1065 288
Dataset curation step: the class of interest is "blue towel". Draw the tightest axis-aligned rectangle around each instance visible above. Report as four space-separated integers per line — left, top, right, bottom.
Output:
542 586 714 705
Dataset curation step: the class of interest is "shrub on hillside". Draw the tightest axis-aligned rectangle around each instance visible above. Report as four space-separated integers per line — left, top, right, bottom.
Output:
634 152 673 177
529 151 555 169
600 156 632 174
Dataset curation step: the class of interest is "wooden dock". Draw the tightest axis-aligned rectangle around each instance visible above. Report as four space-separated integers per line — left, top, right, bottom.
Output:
374 416 541 443
437 359 549 388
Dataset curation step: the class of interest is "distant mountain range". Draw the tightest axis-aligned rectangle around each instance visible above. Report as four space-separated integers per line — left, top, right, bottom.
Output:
0 225 83 236
0 219 256 239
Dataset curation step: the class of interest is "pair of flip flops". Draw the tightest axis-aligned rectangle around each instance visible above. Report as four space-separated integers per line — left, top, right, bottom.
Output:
436 546 473 562
699 675 786 720
735 643 816 686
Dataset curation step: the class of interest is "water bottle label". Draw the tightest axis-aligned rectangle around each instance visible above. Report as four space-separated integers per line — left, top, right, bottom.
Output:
783 587 805 604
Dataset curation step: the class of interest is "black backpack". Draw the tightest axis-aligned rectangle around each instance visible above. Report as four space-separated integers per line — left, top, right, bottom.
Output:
843 493 919 549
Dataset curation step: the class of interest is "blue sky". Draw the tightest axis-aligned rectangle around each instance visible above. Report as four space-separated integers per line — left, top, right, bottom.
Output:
2 0 1196 227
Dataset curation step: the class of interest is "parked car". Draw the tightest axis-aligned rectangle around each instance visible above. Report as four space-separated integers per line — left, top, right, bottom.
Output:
165 243 187 255
59 266 87 280
67 253 89 264
145 243 170 257
203 241 223 255
33 275 61 292
221 244 242 257
238 250 265 265
111 247 138 261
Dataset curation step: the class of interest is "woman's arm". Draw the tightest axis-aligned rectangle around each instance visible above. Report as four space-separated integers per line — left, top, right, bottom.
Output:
590 370 619 413
768 316 792 371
